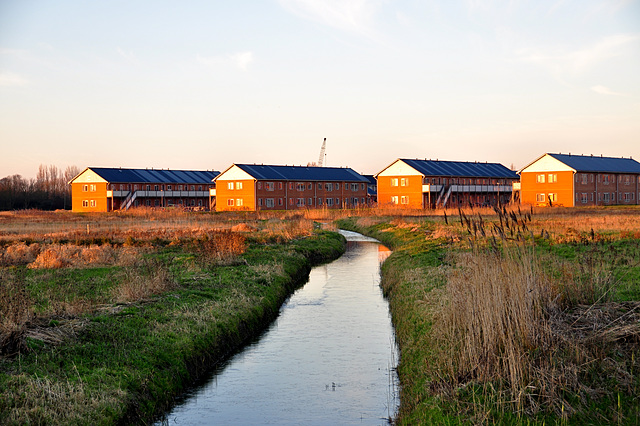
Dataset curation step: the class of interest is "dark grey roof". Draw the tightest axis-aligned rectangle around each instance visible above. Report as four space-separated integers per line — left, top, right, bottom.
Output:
399 159 518 179
547 154 640 173
362 174 377 185
85 167 219 184
229 164 369 182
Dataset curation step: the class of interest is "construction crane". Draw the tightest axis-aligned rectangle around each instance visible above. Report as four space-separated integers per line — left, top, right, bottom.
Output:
318 138 326 167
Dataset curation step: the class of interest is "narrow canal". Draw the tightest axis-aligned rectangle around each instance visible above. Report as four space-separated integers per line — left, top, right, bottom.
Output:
159 230 398 425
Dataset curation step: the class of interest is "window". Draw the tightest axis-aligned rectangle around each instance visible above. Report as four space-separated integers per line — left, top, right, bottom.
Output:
279 182 283 190
536 174 545 183
391 196 399 204
327 198 333 206
146 185 151 191
178 185 182 190
278 198 283 206
289 182 294 190
391 178 398 187
296 183 304 191
236 182 243 190
548 174 557 183
400 178 407 186
167 185 172 190
297 198 305 206
227 199 234 206
590 193 594 201
236 199 243 206
154 185 159 191
581 174 588 185
257 182 262 190
604 175 610 184
308 183 312 190
351 183 358 191
83 185 88 192
228 182 234 190
266 182 274 191
317 198 323 206
581 193 588 204
318 183 322 189
289 198 293 206
536 193 545 203
154 200 159 206
548 193 557 202
401 196 409 204
266 198 274 208
335 197 340 206
145 200 151 206
258 198 263 206
625 176 630 185
361 183 365 190
325 183 333 191
308 197 312 205
82 200 88 207
90 184 96 192
604 193 610 202
336 184 340 190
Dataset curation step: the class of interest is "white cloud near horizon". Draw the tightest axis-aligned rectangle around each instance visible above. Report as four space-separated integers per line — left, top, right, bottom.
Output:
197 51 254 71
0 72 28 87
277 0 383 38
591 85 626 96
517 33 640 78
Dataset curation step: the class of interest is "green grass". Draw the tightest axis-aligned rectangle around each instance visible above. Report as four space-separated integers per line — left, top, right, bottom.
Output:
0 230 346 425
337 216 640 425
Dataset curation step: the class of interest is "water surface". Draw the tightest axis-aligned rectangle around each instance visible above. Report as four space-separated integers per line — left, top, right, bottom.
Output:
160 230 398 425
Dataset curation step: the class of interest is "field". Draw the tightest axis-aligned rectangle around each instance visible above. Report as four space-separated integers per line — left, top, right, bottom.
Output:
0 209 345 424
338 205 640 424
1 206 640 424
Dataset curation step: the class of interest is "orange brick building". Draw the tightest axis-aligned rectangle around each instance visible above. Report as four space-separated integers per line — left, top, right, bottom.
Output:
214 164 369 211
519 153 640 207
375 159 519 209
69 167 219 212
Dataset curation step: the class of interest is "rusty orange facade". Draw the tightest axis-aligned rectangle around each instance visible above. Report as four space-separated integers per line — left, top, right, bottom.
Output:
519 154 640 207
376 159 519 209
215 164 369 212
69 167 219 212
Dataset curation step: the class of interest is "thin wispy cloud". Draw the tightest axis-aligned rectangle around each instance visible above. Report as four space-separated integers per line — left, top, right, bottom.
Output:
197 51 254 71
591 85 626 96
277 0 383 38
0 72 28 87
517 33 640 77
116 47 137 63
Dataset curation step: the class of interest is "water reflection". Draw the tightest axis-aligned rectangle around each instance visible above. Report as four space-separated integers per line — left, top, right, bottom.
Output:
159 231 398 425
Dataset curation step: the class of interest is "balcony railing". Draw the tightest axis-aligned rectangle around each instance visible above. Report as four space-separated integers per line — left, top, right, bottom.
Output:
423 184 514 193
109 190 210 198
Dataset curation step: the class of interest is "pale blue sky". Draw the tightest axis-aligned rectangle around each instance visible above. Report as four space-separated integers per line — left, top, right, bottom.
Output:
1 0 639 178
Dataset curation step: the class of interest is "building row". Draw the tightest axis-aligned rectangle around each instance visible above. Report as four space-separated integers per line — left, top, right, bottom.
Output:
69 153 640 212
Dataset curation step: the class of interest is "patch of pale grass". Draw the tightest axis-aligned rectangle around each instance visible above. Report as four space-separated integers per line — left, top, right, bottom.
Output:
112 267 176 303
2 373 126 424
249 262 285 284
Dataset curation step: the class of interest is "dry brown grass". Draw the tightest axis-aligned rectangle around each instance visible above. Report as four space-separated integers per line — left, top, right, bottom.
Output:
428 207 640 418
0 272 33 355
112 263 177 303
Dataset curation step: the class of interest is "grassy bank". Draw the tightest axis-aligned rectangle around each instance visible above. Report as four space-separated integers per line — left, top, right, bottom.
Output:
0 211 345 424
337 208 640 425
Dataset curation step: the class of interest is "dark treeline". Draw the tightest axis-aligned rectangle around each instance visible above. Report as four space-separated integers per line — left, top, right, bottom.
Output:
0 165 80 211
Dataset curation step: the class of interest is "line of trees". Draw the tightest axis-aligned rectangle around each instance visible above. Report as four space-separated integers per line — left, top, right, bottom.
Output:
0 165 80 210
